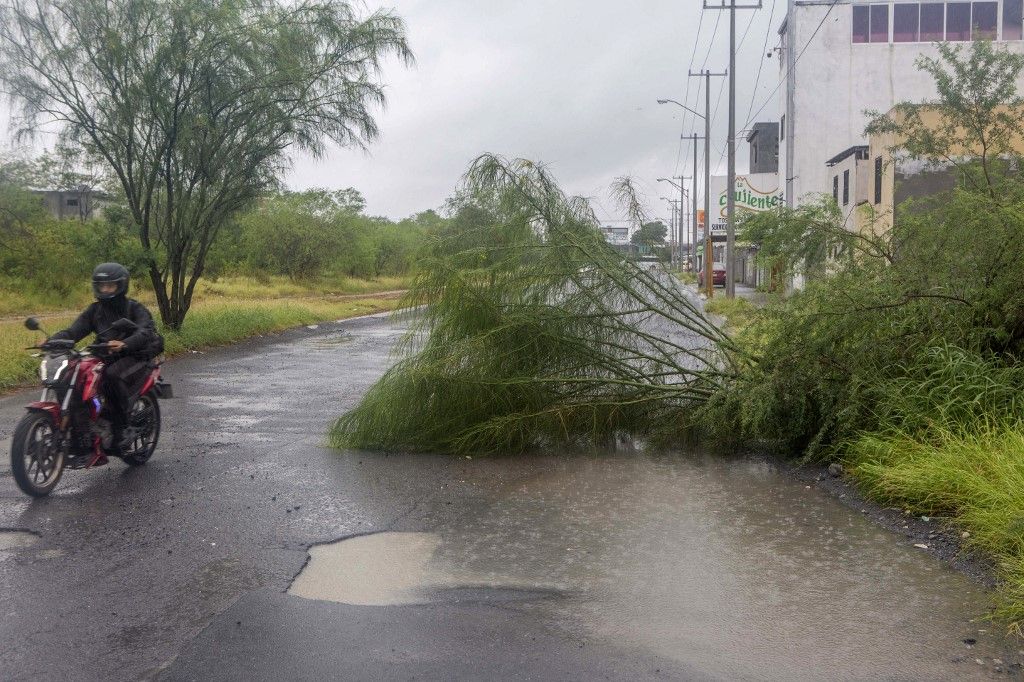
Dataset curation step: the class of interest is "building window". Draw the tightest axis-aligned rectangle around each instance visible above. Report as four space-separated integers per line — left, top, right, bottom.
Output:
856 1 1010 44
972 1 998 39
66 198 79 207
874 157 883 205
894 3 920 41
853 5 870 42
946 2 971 40
833 175 839 203
920 2 946 40
870 4 890 41
842 170 850 205
780 114 785 141
1005 0 1023 39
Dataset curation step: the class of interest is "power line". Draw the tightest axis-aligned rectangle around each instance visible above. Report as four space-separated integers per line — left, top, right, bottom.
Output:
745 0 778 125
741 0 840 131
709 9 759 171
675 8 722 175
672 6 708 174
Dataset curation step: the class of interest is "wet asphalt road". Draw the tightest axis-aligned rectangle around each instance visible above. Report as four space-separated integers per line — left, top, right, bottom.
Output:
0 311 1021 681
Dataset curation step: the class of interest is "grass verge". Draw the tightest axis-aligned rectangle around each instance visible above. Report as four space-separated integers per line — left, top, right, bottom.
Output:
673 270 698 285
847 425 1024 633
704 296 759 334
0 296 400 393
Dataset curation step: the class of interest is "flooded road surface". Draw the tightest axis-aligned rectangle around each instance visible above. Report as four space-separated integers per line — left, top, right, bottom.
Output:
0 312 1019 680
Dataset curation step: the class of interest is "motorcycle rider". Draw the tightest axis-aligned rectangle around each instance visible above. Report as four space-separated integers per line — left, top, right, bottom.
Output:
51 263 162 455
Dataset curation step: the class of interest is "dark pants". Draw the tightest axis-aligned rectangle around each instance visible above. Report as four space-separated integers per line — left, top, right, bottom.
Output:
102 357 149 432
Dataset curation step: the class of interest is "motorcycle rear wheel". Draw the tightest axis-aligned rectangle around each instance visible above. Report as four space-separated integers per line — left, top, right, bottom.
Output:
10 412 65 497
123 394 160 466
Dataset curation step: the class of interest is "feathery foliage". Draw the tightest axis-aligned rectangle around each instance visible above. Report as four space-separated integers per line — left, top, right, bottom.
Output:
331 155 740 455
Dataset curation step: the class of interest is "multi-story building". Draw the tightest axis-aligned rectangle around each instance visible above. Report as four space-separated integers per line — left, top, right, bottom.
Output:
777 0 1024 208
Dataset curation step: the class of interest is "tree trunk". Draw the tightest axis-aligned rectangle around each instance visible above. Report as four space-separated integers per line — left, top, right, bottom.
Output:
149 263 175 329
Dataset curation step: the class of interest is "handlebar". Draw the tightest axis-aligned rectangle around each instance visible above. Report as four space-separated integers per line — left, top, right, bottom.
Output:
28 339 118 356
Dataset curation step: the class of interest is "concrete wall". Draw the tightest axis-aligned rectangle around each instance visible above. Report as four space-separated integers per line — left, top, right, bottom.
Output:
33 190 108 220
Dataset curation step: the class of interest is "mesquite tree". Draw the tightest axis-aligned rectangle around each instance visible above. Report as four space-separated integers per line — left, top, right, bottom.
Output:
0 0 412 328
332 155 743 455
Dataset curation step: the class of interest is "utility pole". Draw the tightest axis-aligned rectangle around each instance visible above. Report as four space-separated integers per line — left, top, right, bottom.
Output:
785 0 796 210
661 198 681 260
667 205 676 258
681 135 704 274
674 175 690 270
705 0 760 298
691 145 698 273
689 69 726 297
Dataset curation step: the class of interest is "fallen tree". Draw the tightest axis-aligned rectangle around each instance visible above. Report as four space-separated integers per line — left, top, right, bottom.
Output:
331 155 743 455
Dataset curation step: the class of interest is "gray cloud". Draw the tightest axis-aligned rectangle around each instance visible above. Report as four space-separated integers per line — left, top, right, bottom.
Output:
287 0 782 222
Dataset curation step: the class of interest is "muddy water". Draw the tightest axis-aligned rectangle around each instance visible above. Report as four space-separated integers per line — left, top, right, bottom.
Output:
295 452 1014 681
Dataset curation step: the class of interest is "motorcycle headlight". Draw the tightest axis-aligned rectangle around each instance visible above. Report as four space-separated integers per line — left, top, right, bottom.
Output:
40 355 70 385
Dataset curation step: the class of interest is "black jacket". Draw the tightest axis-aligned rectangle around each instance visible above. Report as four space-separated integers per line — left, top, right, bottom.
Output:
53 298 162 358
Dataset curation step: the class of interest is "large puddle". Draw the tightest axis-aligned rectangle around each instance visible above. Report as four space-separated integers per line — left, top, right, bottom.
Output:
289 532 563 606
292 453 1019 680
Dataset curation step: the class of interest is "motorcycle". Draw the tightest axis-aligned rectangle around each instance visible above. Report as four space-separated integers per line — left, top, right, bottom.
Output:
9 316 172 498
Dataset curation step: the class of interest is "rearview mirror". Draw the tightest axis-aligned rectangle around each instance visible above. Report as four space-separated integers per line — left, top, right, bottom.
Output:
24 317 40 331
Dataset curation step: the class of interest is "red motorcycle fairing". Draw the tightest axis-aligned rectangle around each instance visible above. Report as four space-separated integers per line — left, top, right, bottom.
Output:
26 402 60 424
79 356 104 401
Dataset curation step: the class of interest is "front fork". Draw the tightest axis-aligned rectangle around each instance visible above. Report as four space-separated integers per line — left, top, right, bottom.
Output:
32 365 105 468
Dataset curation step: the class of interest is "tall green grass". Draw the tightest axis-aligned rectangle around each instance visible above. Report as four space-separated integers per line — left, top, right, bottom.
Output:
842 345 1024 633
849 427 1024 633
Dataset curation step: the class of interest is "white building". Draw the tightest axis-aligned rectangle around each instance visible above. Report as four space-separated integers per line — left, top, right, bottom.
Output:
777 0 1024 207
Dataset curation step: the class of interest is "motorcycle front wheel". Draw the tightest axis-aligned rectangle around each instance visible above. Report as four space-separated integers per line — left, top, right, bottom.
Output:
10 411 65 497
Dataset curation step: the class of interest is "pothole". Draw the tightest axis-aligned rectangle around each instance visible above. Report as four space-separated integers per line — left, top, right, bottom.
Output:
289 532 442 606
288 531 563 606
0 529 40 551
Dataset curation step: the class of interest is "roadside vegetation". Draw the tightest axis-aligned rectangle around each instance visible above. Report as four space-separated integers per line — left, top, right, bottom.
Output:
702 297 757 335
706 41 1024 632
0 158 431 392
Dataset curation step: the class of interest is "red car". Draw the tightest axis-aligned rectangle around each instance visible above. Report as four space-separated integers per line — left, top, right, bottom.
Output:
699 263 727 287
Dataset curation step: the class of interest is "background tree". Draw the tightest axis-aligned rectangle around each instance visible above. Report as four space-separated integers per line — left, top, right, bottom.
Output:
0 0 412 328
630 220 668 249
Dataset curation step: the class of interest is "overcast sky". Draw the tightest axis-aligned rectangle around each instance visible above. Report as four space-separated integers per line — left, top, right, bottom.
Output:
0 0 784 225
287 0 784 224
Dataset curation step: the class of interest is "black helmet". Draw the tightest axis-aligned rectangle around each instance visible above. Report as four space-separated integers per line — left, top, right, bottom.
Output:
92 262 129 301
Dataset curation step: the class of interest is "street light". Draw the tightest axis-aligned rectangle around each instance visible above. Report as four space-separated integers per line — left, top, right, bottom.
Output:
657 97 708 282
660 196 681 253
657 99 705 120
